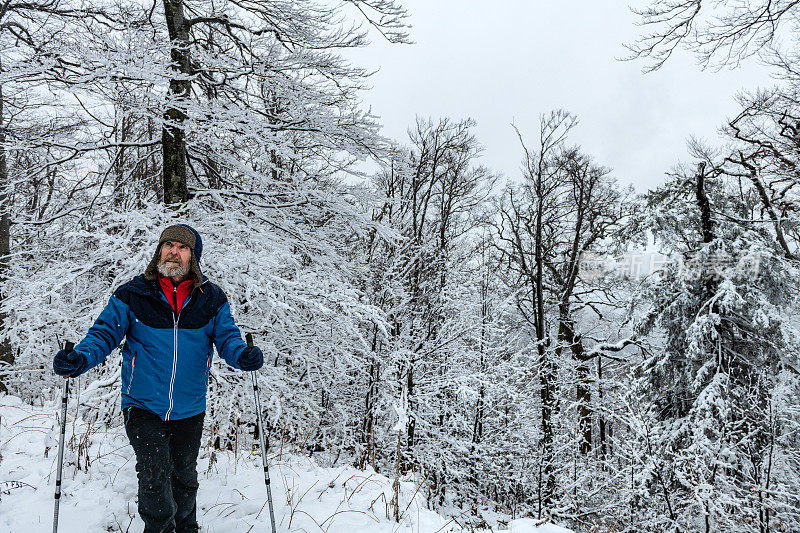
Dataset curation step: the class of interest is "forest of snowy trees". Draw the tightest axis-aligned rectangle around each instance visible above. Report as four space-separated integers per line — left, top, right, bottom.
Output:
0 0 799 532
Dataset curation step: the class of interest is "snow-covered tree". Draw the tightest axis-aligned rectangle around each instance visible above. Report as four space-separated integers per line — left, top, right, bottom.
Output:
628 161 800 532
491 110 640 520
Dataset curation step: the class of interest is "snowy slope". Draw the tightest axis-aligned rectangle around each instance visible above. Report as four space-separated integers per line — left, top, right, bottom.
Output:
0 394 573 533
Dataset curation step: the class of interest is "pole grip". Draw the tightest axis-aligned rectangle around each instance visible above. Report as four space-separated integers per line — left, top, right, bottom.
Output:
246 333 253 348
64 341 74 352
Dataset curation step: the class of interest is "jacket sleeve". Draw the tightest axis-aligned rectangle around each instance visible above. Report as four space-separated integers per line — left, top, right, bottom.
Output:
212 300 247 370
73 294 131 372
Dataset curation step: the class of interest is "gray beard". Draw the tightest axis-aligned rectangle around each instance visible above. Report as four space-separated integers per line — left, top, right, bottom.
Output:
157 260 190 279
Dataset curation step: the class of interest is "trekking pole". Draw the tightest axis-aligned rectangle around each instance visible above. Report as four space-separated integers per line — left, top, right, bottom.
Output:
53 340 74 533
247 333 276 533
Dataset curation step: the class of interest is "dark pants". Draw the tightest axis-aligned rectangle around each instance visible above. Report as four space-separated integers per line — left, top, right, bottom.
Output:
124 407 205 533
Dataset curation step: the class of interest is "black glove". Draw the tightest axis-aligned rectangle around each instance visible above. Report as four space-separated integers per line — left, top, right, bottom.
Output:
53 348 87 378
239 345 264 371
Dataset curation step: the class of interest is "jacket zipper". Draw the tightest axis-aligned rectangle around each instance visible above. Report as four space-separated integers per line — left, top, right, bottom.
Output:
126 352 137 394
162 279 207 421
166 286 181 421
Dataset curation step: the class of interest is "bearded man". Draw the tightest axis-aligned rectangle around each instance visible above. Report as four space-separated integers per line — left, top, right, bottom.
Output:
52 224 263 533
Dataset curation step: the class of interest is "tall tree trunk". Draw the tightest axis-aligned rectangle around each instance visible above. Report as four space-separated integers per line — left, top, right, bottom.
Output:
113 113 128 207
473 274 488 446
359 323 380 470
406 355 415 463
696 162 713 245
598 355 606 460
535 194 555 515
0 81 14 392
575 360 591 454
559 306 591 454
162 0 192 204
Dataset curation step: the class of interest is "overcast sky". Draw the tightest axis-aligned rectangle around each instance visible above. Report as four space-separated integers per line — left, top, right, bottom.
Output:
348 1 772 193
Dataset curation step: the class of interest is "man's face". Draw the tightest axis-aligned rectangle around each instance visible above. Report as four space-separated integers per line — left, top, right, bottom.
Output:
158 240 192 280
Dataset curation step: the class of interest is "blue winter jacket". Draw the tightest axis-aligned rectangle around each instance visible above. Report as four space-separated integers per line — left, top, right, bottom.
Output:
72 274 247 421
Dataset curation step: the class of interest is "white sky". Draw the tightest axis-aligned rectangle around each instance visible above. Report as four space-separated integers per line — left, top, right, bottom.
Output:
348 1 772 193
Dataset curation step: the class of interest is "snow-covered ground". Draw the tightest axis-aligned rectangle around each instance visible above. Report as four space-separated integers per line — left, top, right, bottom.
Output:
0 394 573 533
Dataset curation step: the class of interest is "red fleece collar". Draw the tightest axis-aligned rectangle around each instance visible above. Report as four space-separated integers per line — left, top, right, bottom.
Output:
158 275 195 314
